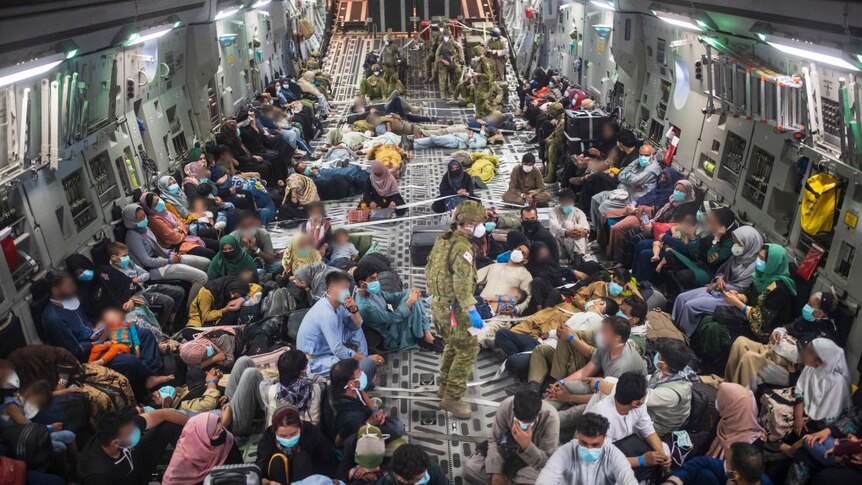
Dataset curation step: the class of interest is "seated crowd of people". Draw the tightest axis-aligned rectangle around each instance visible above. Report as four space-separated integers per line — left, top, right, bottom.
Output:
0 38 859 485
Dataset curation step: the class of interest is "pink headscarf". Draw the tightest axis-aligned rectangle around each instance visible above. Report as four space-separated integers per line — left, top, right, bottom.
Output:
369 161 399 198
179 338 219 366
184 161 205 186
139 192 180 226
163 413 234 485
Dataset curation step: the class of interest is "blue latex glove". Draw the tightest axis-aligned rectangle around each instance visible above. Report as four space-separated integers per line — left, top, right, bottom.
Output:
468 309 484 329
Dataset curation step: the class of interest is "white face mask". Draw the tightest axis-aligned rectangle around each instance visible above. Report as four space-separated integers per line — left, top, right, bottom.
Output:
472 224 486 238
60 297 81 311
443 36 450 42
510 249 524 264
23 400 39 420
731 243 744 256
522 165 534 173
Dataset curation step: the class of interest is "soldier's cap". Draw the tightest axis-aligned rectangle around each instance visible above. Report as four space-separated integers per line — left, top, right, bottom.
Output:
472 45 485 56
310 50 321 57
383 34 392 42
547 102 564 117
438 20 449 29
453 200 487 224
371 63 382 71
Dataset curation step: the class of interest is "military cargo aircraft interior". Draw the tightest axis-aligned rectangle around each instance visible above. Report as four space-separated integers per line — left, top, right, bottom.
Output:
2 0 862 484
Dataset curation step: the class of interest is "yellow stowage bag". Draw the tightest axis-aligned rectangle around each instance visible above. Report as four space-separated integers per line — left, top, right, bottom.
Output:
800 172 839 236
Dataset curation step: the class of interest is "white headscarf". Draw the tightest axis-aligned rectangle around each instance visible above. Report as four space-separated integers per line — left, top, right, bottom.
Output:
797 338 851 421
715 225 762 288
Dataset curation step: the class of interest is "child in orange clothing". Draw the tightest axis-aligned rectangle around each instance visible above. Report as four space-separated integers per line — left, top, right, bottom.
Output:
88 308 141 365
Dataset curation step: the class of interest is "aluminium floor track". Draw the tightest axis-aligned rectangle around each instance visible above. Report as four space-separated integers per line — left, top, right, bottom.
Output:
266 33 544 482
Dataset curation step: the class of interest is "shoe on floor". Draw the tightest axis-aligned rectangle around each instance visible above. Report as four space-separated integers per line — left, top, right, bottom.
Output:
440 397 472 419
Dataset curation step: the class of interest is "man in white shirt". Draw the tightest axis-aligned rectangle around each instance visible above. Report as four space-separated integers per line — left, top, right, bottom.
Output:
549 189 592 262
585 372 671 482
536 412 637 485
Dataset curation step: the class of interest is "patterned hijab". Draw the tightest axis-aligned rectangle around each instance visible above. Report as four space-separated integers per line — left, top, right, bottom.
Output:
139 192 180 226
157 175 189 217
285 174 320 206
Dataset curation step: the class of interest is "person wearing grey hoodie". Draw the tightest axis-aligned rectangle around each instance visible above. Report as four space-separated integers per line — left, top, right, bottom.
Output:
121 203 209 303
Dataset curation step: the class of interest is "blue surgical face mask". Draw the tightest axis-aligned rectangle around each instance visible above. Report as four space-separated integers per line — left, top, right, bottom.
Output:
358 371 369 390
118 255 131 267
562 205 574 215
672 190 686 202
154 200 166 212
297 248 310 258
137 219 149 229
754 257 767 272
236 128 241 137
277 434 301 448
77 269 94 282
696 211 704 223
416 471 431 485
199 177 209 184
514 418 531 431
653 353 662 369
125 426 142 449
338 287 351 304
304 167 313 176
584 300 595 310
608 281 624 296
638 155 651 167
616 310 629 320
167 184 180 194
158 386 176 399
578 445 602 463
375 124 388 135
206 345 215 358
366 281 382 295
801 304 817 322
485 221 497 232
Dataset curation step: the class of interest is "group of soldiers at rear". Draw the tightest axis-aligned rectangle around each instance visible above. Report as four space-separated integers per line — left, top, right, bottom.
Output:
359 22 509 117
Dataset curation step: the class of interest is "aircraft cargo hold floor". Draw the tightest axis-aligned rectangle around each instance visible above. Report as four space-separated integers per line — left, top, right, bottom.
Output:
263 33 549 482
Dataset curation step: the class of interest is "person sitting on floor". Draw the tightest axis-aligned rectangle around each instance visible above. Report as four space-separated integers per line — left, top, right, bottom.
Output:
549 189 591 263
353 263 438 352
502 153 552 207
433 159 475 213
360 161 407 215
255 403 338 485
662 441 773 485
464 390 560 484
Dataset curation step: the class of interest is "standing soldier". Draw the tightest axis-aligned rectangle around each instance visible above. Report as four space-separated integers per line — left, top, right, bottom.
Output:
484 27 509 81
543 102 566 183
424 21 448 83
358 64 388 100
436 29 464 98
425 200 487 419
380 34 404 93
469 45 495 80
473 73 503 117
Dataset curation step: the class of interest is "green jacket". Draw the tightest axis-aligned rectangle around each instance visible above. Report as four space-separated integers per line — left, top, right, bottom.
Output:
436 40 464 66
425 230 477 308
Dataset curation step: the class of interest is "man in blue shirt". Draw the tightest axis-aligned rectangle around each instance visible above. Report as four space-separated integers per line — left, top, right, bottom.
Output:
296 271 384 382
662 441 773 485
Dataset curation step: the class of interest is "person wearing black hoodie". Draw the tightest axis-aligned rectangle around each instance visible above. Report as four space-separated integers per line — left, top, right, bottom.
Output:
518 206 560 261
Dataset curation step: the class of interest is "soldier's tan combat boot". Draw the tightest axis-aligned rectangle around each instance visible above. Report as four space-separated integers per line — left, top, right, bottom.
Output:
440 397 472 419
437 383 446 398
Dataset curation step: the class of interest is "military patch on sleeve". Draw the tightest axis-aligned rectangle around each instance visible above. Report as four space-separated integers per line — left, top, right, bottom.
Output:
462 251 473 263
707 252 718 263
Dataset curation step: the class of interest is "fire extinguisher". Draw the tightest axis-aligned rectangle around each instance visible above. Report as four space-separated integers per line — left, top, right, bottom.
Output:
663 135 679 165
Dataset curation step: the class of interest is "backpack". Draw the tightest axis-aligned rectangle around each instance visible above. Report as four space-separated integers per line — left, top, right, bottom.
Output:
0 424 53 471
681 381 716 433
759 387 797 441
801 172 840 236
646 310 686 342
287 308 310 343
203 463 261 485
262 287 297 319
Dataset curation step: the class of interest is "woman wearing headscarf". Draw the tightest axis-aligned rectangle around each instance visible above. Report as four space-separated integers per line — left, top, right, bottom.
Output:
281 233 323 275
207 235 258 280
433 160 475 213
139 192 217 259
361 161 406 215
298 71 334 114
121 203 210 302
255 403 338 485
672 225 763 337
606 177 698 260
157 175 194 222
188 274 261 327
726 290 839 389
291 262 348 307
662 207 737 291
162 412 243 485
707 383 764 459
281 173 320 220
215 118 275 183
690 243 797 369
795 339 852 431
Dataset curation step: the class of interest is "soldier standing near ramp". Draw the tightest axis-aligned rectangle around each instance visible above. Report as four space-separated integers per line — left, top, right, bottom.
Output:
380 34 404 93
436 28 464 98
424 21 448 83
425 200 487 419
484 27 509 81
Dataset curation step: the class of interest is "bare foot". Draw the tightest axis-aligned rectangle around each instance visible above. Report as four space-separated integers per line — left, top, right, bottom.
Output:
145 374 175 390
221 404 233 430
423 331 435 344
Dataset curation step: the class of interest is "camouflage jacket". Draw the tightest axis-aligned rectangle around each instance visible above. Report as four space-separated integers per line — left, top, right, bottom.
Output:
425 230 477 308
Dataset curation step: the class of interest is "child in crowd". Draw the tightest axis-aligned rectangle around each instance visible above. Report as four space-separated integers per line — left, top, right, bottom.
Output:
187 197 228 237
477 287 527 318
88 308 140 365
328 228 359 266
1 380 77 458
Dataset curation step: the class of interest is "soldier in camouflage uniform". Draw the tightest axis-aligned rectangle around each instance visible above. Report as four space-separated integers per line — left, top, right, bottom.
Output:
424 21 448 83
380 34 404 93
543 102 566 183
483 27 509 81
469 45 495 80
358 64 388 100
436 29 464 98
473 73 503 117
425 200 487 419
449 73 476 106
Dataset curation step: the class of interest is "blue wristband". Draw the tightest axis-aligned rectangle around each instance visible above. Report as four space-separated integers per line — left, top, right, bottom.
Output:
594 380 601 392
206 379 218 384
46 425 53 432
638 455 645 467
567 335 575 342
742 305 748 314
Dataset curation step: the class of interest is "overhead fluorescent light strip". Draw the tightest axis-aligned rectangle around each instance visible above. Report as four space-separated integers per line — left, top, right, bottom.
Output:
589 0 615 11
125 25 175 46
0 54 66 88
252 0 271 7
215 7 241 21
656 14 703 32
765 37 859 71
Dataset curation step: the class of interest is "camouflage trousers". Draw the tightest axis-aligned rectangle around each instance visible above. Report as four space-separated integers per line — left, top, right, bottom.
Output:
438 65 463 97
544 138 564 183
431 298 479 399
